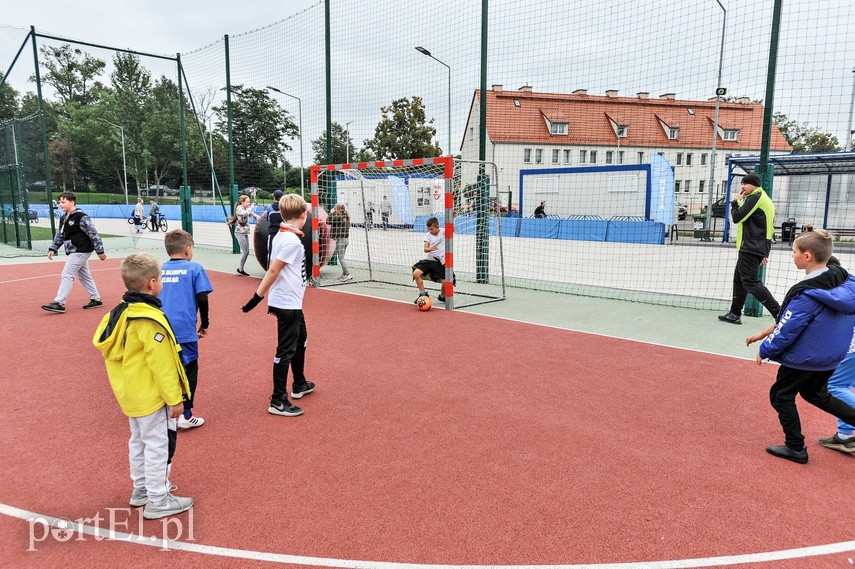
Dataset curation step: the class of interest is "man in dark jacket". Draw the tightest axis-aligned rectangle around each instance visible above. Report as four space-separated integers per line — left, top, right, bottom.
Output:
718 173 781 325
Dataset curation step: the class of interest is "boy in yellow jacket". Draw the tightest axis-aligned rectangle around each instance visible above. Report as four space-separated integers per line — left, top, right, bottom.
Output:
92 252 194 520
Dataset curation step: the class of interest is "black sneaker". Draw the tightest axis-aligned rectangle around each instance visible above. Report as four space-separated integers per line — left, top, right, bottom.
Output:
766 444 808 464
291 381 316 399
438 294 446 302
268 399 303 416
717 312 742 325
237 269 249 276
83 299 104 309
41 302 65 313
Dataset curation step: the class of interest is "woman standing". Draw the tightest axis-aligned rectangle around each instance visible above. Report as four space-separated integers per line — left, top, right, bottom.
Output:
133 198 145 232
234 194 260 275
327 203 352 281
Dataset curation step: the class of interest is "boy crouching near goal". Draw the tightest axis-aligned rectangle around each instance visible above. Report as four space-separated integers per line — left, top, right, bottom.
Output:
412 216 451 304
92 252 194 519
242 193 316 417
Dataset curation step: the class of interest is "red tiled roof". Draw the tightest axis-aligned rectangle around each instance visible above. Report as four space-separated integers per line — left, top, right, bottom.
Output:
474 89 791 151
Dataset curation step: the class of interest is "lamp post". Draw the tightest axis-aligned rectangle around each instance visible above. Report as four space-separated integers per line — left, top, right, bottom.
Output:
345 121 353 164
705 0 727 230
266 86 304 199
97 118 128 204
415 46 451 156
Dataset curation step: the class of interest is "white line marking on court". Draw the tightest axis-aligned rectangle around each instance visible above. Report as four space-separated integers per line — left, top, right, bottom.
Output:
0 266 118 286
2 503 852 568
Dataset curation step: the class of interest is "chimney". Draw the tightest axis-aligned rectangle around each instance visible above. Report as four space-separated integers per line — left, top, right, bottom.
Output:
492 84 503 92
737 96 750 104
637 92 649 99
659 93 676 100
572 88 588 95
605 90 619 98
519 85 533 93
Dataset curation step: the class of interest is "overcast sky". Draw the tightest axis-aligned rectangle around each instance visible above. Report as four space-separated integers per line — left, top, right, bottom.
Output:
2 0 321 55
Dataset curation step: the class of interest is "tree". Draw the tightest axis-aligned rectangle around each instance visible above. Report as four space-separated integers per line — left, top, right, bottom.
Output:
140 77 182 192
34 44 106 110
363 96 441 159
311 121 355 164
48 136 80 191
0 82 18 120
213 85 297 188
773 112 841 154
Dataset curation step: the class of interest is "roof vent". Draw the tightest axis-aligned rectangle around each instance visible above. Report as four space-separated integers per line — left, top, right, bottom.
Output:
659 93 676 100
572 88 587 95
492 84 503 92
637 92 649 99
519 85 533 93
737 96 750 104
606 90 619 98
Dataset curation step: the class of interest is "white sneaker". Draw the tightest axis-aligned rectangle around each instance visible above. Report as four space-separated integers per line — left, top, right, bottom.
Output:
143 494 194 520
338 274 353 281
177 415 205 429
129 487 148 507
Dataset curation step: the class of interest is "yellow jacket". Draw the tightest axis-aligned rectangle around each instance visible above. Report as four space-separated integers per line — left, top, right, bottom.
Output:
93 295 190 418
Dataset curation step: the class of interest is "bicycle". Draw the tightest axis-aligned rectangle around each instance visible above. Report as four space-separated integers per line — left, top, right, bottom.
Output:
127 214 168 232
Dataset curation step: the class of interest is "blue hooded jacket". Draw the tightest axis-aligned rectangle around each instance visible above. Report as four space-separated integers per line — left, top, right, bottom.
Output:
760 265 855 370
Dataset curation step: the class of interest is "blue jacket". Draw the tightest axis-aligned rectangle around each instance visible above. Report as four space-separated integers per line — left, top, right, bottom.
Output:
760 268 855 371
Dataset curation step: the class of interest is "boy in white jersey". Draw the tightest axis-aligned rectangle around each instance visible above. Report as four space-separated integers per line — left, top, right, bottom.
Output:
242 194 316 416
412 216 450 303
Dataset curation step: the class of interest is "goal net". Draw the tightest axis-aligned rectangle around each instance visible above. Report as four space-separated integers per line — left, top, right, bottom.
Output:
310 157 505 309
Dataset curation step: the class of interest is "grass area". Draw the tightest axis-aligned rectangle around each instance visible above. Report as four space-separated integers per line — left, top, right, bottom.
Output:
1 222 54 242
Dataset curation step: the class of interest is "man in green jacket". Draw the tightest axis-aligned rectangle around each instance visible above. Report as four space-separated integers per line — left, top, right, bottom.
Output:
718 173 781 325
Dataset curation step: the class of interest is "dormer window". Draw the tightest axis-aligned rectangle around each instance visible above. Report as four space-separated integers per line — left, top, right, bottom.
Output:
668 127 679 140
513 99 521 107
722 129 739 141
550 122 568 135
616 125 627 138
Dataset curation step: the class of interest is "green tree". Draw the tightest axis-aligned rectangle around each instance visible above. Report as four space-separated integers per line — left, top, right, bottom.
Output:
773 112 841 154
311 121 355 164
34 44 106 110
109 53 152 192
140 77 181 193
213 85 297 188
48 136 81 191
0 82 18 120
363 96 441 159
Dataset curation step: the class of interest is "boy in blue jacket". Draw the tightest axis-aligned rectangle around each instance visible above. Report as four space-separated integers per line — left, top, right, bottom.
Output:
747 228 855 464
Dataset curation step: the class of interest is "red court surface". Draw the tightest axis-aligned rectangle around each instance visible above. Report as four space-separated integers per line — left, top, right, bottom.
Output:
1 259 854 568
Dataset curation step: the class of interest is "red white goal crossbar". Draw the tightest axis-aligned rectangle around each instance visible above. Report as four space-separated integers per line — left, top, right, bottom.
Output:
309 156 456 308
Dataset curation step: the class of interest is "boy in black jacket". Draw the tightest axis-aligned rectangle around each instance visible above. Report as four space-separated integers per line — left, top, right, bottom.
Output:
42 192 107 313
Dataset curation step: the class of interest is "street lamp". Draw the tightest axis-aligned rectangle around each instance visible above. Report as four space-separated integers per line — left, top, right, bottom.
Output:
345 121 353 164
266 86 304 199
415 46 451 156
705 0 726 230
97 118 128 204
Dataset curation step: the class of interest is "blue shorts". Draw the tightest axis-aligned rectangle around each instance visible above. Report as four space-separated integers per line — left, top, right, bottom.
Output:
179 341 199 366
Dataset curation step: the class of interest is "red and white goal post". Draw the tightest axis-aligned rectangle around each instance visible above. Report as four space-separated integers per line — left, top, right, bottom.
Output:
309 157 506 310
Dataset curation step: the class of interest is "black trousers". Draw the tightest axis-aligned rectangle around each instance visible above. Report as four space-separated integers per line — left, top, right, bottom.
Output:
269 307 308 403
770 365 855 450
182 359 198 411
730 251 780 318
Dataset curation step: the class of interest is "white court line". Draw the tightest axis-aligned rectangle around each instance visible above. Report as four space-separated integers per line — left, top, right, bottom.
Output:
1 503 852 568
0 266 118 286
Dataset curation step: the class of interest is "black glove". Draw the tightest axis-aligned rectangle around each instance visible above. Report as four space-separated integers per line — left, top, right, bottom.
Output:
242 293 264 313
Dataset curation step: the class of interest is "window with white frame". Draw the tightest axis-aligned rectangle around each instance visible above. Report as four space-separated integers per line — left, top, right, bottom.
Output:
684 180 691 193
606 151 613 164
699 180 705 193
590 150 597 164
551 149 559 164
675 180 681 192
523 148 532 163
669 127 679 140
722 129 739 141
535 149 543 164
579 150 587 163
563 149 571 164
617 151 624 164
638 151 644 163
701 153 708 165
676 153 683 165
551 122 568 135
686 153 693 166
616 125 627 138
